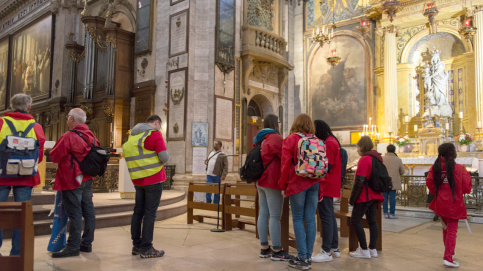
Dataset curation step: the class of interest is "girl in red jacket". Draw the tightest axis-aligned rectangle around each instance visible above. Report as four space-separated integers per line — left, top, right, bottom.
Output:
255 114 293 261
426 143 472 268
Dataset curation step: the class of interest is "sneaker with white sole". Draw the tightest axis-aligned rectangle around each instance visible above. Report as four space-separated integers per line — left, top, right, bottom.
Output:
444 260 459 268
369 249 378 258
330 248 341 258
389 214 398 219
349 248 371 259
384 213 390 219
311 249 332 262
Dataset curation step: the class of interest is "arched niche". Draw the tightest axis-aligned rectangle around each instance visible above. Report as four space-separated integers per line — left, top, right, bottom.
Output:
249 94 274 117
306 30 373 130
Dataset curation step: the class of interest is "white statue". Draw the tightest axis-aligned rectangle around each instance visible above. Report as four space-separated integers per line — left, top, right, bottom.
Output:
422 50 452 117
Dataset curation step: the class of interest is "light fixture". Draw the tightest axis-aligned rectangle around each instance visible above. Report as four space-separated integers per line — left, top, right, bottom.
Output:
459 10 477 41
357 17 371 34
381 0 401 23
327 49 341 67
311 24 334 48
423 2 439 34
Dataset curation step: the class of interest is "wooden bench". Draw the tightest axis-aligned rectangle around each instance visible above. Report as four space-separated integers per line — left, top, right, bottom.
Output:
187 182 226 228
223 184 258 231
0 201 34 271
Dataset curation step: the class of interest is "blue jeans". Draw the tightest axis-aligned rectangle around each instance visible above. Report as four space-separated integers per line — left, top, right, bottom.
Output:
0 185 33 256
132 182 163 252
382 190 397 215
206 175 221 204
318 197 339 253
289 182 320 259
61 180 96 250
257 183 284 250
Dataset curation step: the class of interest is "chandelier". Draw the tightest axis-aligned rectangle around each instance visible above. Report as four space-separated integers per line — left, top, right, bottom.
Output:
459 12 477 41
327 49 341 67
423 2 439 34
312 24 334 47
381 0 401 23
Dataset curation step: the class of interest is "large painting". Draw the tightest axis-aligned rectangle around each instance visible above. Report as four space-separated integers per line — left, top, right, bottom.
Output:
0 38 8 110
310 35 367 129
10 15 53 101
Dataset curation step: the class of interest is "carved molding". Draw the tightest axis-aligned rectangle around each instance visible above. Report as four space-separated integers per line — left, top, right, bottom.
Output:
87 26 107 52
106 36 117 49
242 56 254 94
250 61 278 86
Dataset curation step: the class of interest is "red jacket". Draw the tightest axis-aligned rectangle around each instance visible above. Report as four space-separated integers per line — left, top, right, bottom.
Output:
426 159 472 219
354 151 385 204
0 112 45 187
320 136 341 198
257 133 283 190
279 133 322 196
50 124 99 191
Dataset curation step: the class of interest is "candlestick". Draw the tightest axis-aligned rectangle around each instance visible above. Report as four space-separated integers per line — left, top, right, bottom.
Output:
388 131 393 144
459 112 463 119
478 121 482 129
388 126 392 133
445 123 450 130
405 115 409 123
414 125 418 132
478 128 483 151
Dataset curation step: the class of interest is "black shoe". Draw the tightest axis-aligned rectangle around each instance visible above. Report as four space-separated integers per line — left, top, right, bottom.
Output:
140 246 165 259
289 257 310 270
260 246 272 258
80 245 92 253
52 247 80 258
433 214 439 221
271 249 294 261
132 246 141 255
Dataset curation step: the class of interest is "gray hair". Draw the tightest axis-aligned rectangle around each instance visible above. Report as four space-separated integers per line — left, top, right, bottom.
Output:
10 94 32 112
69 108 87 124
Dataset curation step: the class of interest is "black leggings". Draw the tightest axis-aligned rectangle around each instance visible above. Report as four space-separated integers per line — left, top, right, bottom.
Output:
351 199 378 250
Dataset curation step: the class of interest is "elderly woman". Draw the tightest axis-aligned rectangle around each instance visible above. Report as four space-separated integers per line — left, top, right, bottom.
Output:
382 144 405 219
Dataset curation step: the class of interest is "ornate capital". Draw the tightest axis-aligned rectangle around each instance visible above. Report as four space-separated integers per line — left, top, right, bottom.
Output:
377 25 401 37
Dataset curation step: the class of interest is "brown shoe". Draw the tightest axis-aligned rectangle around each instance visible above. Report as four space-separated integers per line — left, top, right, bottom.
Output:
132 246 141 255
140 247 165 259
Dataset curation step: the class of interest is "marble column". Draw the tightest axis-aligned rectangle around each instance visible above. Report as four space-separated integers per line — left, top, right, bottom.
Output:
383 26 398 138
474 9 483 129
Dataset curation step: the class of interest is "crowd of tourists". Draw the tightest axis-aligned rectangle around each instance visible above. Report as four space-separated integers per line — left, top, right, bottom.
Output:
0 95 472 269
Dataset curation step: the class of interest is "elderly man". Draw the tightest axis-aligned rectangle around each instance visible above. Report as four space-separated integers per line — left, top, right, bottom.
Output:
205 141 228 204
0 94 45 256
123 114 169 258
50 108 99 258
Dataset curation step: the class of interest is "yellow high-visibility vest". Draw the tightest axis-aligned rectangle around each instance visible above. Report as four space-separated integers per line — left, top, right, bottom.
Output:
122 130 163 180
0 116 38 140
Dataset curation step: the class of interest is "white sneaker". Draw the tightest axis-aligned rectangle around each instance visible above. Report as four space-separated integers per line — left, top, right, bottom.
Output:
384 213 390 219
444 260 459 268
330 248 341 258
369 249 378 258
389 214 398 219
349 248 371 259
311 249 332 262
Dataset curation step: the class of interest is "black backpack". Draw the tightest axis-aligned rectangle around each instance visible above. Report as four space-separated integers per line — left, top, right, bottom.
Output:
340 147 348 181
70 130 110 177
364 154 393 193
240 140 269 183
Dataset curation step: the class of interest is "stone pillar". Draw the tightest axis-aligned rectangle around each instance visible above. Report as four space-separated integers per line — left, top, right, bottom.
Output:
474 9 483 128
383 26 399 137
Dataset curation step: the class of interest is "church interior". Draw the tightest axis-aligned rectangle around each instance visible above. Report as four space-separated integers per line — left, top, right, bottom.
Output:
2 0 483 270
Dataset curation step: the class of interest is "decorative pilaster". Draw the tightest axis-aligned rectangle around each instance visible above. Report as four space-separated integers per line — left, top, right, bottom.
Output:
382 25 399 139
474 8 483 132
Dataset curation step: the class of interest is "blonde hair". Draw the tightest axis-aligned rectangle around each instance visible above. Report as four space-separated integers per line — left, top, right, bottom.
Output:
290 114 315 135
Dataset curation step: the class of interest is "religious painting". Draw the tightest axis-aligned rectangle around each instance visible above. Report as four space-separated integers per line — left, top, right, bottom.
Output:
135 0 154 55
192 122 208 147
167 68 187 141
0 38 8 110
306 0 364 30
10 15 53 101
310 35 367 129
169 10 189 57
215 0 236 73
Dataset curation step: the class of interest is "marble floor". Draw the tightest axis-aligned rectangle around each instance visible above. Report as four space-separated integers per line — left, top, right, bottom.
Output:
2 212 483 271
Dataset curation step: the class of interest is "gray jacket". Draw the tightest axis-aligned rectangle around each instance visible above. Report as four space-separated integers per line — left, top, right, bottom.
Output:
382 152 405 190
130 123 169 163
212 152 228 178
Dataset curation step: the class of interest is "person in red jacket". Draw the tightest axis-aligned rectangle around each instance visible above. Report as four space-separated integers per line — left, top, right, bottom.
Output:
279 114 322 270
0 94 45 256
254 114 293 261
426 143 472 268
311 120 341 263
349 136 384 259
49 108 99 258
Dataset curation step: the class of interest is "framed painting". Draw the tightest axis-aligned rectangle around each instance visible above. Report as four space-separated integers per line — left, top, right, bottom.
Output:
167 67 188 141
192 122 208 147
0 38 8 110
169 10 189 57
135 0 154 55
9 14 54 102
215 0 236 73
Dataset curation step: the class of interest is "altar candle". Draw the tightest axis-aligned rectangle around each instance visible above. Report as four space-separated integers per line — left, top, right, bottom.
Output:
312 29 315 37
388 126 392 133
459 112 463 119
414 125 418 132
478 121 482 129
405 116 409 123
446 123 450 130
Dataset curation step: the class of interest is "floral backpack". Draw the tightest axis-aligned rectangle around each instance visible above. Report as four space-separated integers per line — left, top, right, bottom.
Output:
295 133 328 179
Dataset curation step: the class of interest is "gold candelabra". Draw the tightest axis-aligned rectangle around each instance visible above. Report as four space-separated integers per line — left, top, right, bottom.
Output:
388 131 393 144
477 127 483 152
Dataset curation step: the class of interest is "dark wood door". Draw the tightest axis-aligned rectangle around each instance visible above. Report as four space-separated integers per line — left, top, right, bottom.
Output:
246 124 259 154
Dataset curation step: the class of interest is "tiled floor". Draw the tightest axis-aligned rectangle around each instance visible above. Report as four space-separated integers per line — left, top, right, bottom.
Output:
2 213 483 270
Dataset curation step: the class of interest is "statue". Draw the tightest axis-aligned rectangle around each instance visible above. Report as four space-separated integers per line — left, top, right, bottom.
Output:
422 50 452 118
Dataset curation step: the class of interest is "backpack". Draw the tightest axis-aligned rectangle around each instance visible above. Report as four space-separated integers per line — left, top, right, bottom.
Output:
340 147 348 181
0 118 40 177
364 154 393 193
240 140 270 183
70 130 110 177
295 134 328 179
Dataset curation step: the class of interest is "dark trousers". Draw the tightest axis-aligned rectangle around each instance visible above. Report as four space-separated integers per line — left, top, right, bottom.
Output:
318 197 339 252
351 199 378 250
131 182 163 252
61 180 96 250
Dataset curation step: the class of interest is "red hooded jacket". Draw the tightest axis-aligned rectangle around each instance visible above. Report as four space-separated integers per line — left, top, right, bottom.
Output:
279 133 322 196
257 133 283 190
354 150 385 204
426 159 472 219
319 136 341 198
0 112 45 187
49 124 99 191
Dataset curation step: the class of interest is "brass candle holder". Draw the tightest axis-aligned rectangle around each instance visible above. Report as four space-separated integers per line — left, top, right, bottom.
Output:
388 131 393 144
477 128 483 152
